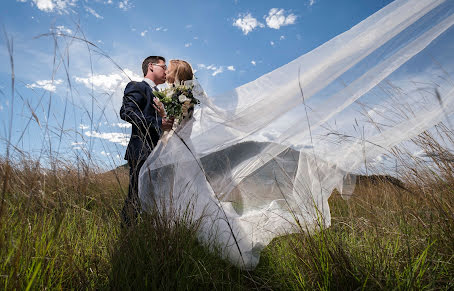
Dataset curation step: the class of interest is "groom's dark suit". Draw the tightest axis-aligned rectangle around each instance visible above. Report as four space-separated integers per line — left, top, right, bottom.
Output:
120 79 162 225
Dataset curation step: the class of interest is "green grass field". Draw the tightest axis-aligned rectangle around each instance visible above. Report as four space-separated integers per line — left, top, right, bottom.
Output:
1 138 453 291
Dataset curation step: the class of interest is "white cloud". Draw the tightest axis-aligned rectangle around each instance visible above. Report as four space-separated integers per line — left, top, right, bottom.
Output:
265 8 297 29
368 153 392 167
309 0 315 6
85 131 129 146
100 151 110 156
71 141 87 151
118 0 131 10
233 13 264 35
79 124 89 130
212 67 224 76
227 66 235 71
184 43 192 48
249 129 281 144
26 0 77 14
185 24 193 29
140 30 148 37
74 69 141 93
26 79 63 92
193 36 199 40
251 60 256 65
112 122 131 128
280 35 285 40
0 104 3 111
17 0 78 14
197 64 225 76
75 74 121 92
85 6 103 19
54 25 72 34
71 141 85 146
270 41 275 46
155 27 163 31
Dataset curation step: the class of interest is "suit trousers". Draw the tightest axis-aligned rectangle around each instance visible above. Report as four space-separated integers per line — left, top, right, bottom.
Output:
121 159 145 226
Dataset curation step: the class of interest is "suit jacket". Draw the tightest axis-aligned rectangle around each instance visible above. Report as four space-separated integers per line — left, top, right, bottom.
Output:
120 81 162 161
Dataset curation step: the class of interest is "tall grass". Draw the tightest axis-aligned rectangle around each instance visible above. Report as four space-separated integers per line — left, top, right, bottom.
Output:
252 125 454 290
1 125 453 290
0 158 253 290
0 158 124 289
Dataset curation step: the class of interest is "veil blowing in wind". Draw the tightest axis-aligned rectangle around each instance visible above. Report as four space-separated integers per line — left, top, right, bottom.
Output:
139 0 454 269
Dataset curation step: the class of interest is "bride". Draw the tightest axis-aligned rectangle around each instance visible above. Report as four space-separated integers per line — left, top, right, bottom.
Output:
139 0 454 270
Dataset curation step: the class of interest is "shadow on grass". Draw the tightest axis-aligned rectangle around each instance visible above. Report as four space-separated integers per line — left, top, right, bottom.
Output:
107 213 253 290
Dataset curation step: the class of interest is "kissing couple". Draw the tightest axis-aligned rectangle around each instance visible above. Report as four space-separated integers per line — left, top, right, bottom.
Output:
114 0 447 269
119 56 198 226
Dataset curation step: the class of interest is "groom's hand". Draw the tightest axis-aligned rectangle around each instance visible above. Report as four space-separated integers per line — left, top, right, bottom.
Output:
153 97 166 118
162 117 175 131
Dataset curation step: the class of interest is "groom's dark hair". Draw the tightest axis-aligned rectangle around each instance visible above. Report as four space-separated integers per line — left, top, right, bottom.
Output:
142 56 166 76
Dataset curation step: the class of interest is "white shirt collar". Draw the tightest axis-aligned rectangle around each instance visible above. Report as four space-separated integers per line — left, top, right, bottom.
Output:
143 78 157 89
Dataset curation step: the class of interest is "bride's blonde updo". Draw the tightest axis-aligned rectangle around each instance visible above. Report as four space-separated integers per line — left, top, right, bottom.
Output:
166 60 194 84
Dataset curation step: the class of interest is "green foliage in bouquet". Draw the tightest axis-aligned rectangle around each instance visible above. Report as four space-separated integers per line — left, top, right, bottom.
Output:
153 84 200 119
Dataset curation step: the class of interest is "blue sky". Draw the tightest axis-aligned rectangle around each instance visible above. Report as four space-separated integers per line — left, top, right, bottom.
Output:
2 0 452 169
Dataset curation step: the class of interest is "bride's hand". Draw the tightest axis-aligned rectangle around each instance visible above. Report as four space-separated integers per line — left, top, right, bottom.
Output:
153 97 166 117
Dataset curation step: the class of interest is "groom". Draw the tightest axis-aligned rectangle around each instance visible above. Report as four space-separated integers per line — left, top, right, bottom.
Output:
120 55 173 226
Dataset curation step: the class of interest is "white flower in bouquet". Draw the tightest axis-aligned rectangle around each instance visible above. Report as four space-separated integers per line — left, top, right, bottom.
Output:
167 87 175 96
178 94 189 103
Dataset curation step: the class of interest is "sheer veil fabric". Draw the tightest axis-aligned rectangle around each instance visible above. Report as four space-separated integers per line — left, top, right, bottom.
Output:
139 0 454 269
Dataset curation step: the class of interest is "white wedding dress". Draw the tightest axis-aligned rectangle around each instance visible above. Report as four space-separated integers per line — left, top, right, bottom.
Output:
139 0 454 269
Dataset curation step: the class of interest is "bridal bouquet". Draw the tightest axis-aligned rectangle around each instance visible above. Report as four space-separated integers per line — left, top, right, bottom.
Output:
153 80 201 121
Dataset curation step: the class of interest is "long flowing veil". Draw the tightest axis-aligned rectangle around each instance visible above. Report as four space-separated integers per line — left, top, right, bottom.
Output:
139 0 454 269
